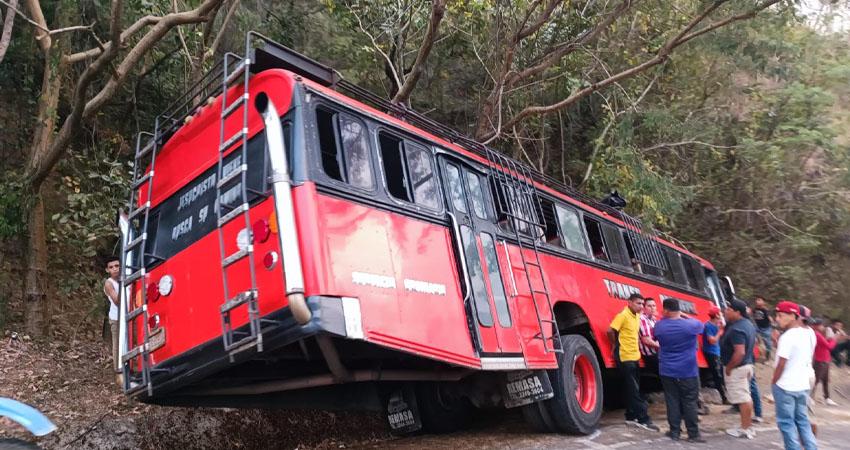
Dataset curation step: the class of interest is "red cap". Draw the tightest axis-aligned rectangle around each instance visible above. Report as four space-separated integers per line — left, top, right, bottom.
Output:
708 306 722 318
776 301 800 315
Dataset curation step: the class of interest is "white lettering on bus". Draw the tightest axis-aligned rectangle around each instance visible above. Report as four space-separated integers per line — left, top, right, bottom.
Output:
352 272 396 289
198 205 209 223
171 215 193 241
220 184 242 207
177 173 216 212
403 279 446 296
603 278 641 299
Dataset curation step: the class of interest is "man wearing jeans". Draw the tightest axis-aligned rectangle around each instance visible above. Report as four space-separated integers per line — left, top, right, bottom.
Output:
754 297 774 360
722 299 757 439
772 301 818 450
654 298 705 443
608 293 659 431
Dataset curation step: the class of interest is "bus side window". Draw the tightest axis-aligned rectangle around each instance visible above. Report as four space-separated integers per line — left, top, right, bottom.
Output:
621 230 643 273
315 107 374 190
539 197 563 247
665 248 688 285
601 223 630 267
583 217 609 262
555 205 589 256
378 131 440 210
683 256 707 292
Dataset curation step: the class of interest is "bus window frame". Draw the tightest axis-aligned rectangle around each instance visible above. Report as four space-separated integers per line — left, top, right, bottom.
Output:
374 127 444 215
310 101 378 195
553 203 591 257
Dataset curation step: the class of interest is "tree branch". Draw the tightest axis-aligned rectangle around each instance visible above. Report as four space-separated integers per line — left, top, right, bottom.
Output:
480 0 782 141
26 0 226 188
0 0 18 64
63 15 162 63
391 0 446 104
639 140 740 153
515 0 560 42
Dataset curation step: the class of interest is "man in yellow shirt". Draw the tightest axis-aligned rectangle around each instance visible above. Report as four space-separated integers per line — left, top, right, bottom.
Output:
608 293 659 431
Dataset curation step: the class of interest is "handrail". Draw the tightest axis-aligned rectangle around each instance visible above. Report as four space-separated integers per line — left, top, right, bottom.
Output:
447 212 471 305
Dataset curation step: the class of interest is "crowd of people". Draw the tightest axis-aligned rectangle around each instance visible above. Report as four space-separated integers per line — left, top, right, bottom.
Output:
607 293 848 449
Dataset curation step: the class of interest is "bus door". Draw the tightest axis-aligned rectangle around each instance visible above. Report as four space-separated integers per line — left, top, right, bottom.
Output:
439 156 522 356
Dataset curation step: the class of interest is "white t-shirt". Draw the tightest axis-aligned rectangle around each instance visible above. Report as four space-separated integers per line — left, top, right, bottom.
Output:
774 327 816 391
105 278 120 321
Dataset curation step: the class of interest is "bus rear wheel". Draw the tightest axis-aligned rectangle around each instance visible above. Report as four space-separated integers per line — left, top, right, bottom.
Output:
416 382 474 433
547 334 603 434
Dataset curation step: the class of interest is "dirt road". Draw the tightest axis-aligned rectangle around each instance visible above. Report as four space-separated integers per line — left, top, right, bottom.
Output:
358 365 850 450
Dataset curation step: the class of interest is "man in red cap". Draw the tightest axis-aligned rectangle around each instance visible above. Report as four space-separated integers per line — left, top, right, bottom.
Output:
702 306 729 404
772 301 818 450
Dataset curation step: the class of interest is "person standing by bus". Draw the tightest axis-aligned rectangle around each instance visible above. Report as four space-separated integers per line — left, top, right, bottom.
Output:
722 299 757 439
754 298 774 361
654 298 706 443
812 319 838 406
103 256 122 385
702 306 729 404
772 301 818 450
608 293 659 431
639 297 660 377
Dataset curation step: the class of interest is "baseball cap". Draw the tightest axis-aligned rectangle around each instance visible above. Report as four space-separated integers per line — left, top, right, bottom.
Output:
776 301 800 315
798 304 811 318
708 306 722 318
729 298 748 317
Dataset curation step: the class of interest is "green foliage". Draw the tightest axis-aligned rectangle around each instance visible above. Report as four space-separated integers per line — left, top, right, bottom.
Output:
0 174 29 240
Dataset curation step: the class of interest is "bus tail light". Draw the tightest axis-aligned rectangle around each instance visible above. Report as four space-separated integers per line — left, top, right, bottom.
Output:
264 251 278 270
253 218 271 243
147 281 160 302
158 275 173 296
148 314 160 330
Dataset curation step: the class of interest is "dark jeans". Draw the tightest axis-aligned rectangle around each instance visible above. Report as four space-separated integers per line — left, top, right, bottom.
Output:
619 360 650 423
813 361 830 399
832 340 850 366
702 351 727 402
661 376 700 438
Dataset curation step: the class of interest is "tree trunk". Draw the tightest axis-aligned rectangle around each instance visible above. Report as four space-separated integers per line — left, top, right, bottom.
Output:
23 53 63 338
0 0 19 64
24 194 48 336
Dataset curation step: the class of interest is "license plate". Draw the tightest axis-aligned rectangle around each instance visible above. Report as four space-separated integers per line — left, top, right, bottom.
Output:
502 370 554 408
386 387 422 434
149 328 166 352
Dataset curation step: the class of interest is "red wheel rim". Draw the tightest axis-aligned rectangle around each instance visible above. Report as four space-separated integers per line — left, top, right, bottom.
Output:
573 354 597 413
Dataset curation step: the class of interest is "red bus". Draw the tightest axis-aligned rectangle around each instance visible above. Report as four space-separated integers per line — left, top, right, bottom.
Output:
118 32 728 434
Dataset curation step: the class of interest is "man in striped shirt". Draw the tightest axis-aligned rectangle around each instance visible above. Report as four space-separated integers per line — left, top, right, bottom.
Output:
640 297 661 377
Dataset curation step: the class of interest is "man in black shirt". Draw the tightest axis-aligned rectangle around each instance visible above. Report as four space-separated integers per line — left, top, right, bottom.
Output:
753 298 773 360
722 299 757 439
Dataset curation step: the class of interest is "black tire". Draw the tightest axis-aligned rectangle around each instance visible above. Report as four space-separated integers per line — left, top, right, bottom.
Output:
521 397 557 432
545 334 604 434
416 382 474 433
0 439 42 450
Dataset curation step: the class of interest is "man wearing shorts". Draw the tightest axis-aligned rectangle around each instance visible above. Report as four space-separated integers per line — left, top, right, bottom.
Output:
722 299 757 439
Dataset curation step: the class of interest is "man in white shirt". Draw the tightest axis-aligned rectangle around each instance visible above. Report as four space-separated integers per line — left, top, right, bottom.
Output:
771 301 818 450
104 256 122 385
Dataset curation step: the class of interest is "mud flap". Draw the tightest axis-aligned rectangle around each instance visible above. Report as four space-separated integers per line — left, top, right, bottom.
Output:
386 386 422 434
502 370 554 408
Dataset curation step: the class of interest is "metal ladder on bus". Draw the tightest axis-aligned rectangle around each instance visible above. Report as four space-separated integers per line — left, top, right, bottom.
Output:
215 45 263 358
120 128 161 396
485 149 563 354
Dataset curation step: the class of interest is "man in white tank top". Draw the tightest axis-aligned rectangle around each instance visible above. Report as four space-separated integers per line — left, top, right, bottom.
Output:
104 256 121 384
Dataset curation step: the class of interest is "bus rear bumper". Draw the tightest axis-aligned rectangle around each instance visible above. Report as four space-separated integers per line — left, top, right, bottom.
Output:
136 295 357 401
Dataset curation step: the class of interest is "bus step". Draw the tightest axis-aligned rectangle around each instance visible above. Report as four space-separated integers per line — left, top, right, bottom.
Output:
220 127 248 152
217 164 247 189
226 335 259 355
126 304 147 321
122 343 147 364
222 93 249 119
125 233 147 251
128 202 150 220
131 171 154 190
218 203 248 227
220 290 258 313
124 268 145 284
222 247 252 267
224 58 249 86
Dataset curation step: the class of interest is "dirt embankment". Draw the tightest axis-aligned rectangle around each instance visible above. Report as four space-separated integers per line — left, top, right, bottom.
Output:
0 338 391 449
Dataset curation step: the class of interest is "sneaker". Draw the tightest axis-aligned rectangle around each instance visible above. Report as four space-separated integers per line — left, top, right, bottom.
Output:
687 437 707 443
635 421 660 432
826 398 839 406
752 415 764 423
665 430 680 440
726 427 756 439
625 419 639 426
